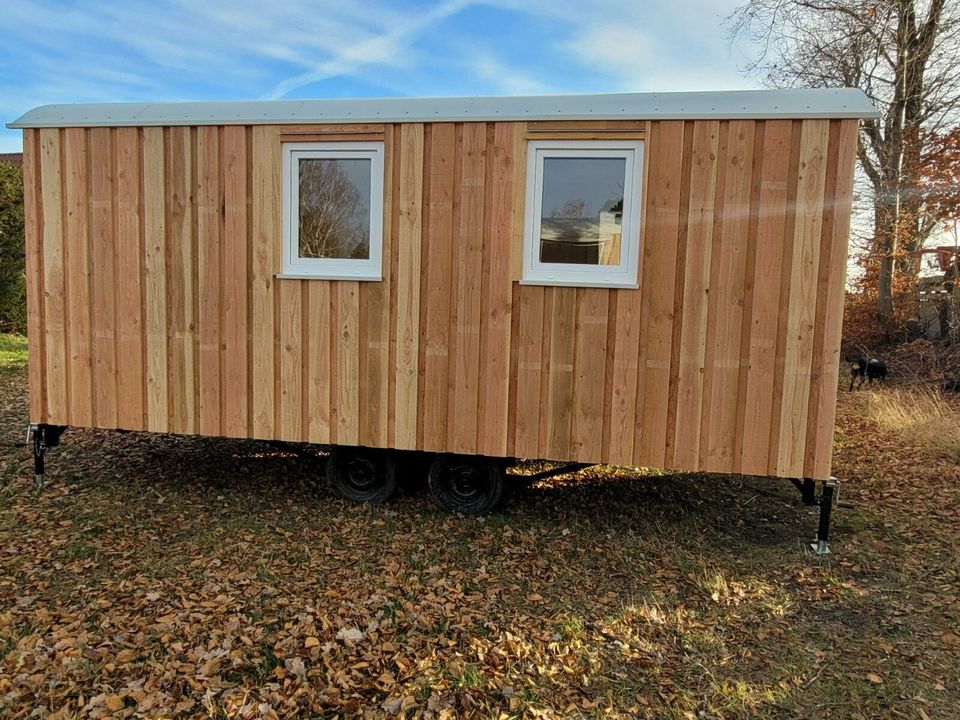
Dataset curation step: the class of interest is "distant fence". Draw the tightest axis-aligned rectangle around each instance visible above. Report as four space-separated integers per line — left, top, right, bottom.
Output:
916 282 960 341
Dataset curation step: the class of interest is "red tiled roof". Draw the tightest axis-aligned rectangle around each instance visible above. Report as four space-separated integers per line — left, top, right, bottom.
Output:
0 153 23 166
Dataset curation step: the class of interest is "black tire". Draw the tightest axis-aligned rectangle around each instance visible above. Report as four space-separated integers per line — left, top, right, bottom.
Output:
326 447 397 504
428 454 505 515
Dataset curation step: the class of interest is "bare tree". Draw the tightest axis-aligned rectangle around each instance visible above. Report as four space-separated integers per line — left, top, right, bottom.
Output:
550 197 587 218
298 160 369 259
730 0 960 322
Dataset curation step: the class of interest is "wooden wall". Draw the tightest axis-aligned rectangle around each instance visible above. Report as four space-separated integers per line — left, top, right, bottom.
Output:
22 116 858 480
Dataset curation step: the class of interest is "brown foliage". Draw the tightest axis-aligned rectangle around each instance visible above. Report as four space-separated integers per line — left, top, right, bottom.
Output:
843 255 919 350
919 125 960 227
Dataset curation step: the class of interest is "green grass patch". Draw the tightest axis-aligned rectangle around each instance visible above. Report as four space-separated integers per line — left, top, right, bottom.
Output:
0 333 27 374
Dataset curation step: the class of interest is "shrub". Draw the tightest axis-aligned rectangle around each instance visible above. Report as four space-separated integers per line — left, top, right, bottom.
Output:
0 164 25 334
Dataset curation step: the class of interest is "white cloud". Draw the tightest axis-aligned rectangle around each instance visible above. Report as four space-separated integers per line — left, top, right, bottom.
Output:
489 0 753 93
263 0 476 99
567 25 659 82
471 54 552 95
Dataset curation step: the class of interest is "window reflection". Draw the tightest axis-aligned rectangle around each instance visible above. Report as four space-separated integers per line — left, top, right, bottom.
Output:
298 158 372 260
539 157 625 266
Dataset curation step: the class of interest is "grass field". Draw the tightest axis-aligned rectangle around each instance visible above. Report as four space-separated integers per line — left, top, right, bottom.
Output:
0 333 27 376
0 334 957 719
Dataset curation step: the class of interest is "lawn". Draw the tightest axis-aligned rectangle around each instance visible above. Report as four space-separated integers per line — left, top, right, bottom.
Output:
0 333 27 376
0 338 957 719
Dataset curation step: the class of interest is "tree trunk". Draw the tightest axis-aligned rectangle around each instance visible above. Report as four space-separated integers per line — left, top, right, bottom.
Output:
876 202 896 321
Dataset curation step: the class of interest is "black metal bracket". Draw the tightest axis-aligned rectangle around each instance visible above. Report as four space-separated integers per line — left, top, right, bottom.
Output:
790 478 818 506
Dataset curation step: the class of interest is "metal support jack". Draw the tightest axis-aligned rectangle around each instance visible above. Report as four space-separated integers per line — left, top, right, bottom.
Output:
14 424 65 489
32 424 47 488
809 476 838 555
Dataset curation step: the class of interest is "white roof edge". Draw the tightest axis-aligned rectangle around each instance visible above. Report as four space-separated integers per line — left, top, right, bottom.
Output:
7 88 879 129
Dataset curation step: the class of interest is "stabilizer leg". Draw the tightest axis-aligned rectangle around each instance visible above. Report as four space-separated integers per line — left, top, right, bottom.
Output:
32 424 47 489
15 424 64 489
809 477 837 555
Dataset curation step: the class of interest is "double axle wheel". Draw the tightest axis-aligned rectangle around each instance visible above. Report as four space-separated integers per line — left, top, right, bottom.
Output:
326 447 505 515
326 446 397 504
428 454 505 515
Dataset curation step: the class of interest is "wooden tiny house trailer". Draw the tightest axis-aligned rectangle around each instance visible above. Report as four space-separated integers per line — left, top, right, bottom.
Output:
10 89 877 518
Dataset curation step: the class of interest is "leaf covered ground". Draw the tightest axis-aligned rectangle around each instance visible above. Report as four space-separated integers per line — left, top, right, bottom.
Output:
0 339 957 719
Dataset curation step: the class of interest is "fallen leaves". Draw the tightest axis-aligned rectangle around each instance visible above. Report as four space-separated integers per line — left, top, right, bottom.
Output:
0 367 958 718
336 627 365 643
940 630 960 648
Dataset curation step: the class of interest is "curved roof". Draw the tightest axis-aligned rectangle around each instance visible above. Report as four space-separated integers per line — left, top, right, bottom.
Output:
7 88 878 129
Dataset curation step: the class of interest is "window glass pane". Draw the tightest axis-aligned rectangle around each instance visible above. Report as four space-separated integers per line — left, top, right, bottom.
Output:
539 156 625 266
298 157 372 259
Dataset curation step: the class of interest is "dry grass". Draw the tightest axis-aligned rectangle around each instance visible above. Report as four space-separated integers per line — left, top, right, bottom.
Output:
860 387 960 460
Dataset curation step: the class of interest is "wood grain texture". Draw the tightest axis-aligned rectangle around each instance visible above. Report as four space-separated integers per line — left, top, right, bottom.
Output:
196 126 221 436
608 286 642 463
478 122 517 457
805 119 858 479
278 279 303 441
251 126 278 438
306 281 331 444
636 121 684 467
776 120 829 476
336 282 360 446
360 125 393 447
39 129 67 422
672 120 719 470
220 126 249 438
449 122 486 454
23 131 46 422
545 288 576 460
23 117 856 481
739 121 792 474
572 288 608 461
701 121 754 473
115 128 145 430
420 124 455 451
513 285 544 458
89 128 118 428
394 124 424 449
142 128 168 432
164 127 195 434
63 128 92 427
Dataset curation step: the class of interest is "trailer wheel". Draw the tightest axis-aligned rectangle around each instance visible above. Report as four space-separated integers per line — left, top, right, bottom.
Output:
429 455 505 515
326 447 397 504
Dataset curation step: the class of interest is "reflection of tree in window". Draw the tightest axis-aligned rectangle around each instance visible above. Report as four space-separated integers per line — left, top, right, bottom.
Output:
539 157 625 266
298 159 371 259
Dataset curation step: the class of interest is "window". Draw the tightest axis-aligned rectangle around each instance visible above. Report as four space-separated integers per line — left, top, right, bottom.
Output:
281 141 384 280
522 140 644 288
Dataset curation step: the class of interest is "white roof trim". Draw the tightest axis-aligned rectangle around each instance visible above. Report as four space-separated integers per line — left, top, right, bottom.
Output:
7 88 878 129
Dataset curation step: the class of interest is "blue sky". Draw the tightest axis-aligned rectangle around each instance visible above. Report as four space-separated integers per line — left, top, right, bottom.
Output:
0 0 756 153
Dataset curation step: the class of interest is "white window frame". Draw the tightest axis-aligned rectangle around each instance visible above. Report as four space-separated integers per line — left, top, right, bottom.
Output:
522 139 644 289
280 141 385 280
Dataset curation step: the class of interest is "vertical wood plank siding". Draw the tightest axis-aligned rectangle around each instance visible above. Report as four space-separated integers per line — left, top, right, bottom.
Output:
25 118 858 480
